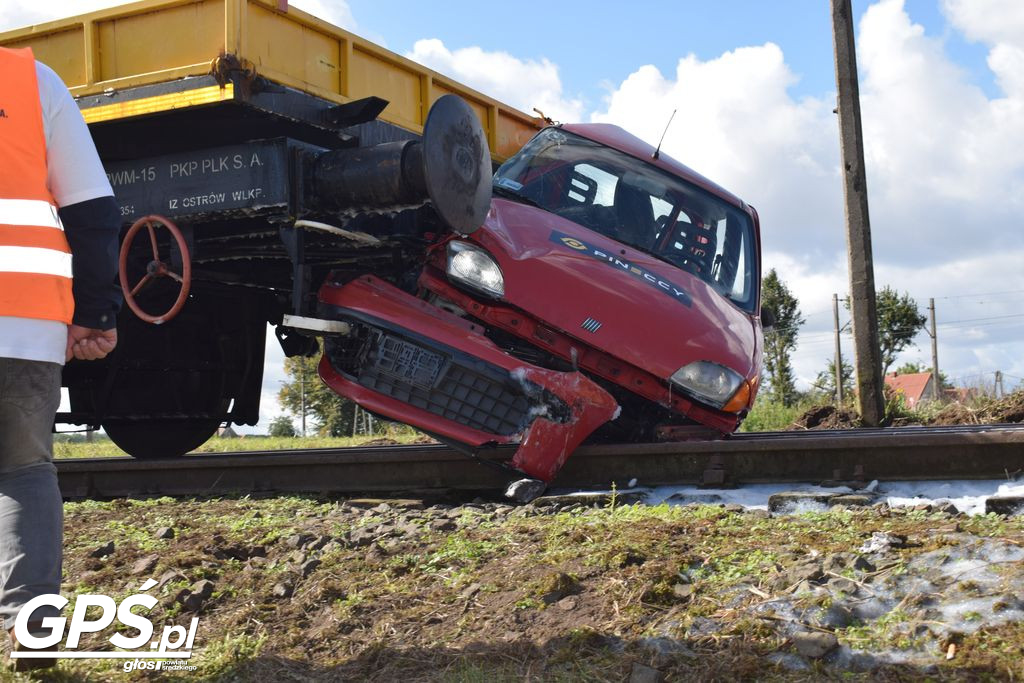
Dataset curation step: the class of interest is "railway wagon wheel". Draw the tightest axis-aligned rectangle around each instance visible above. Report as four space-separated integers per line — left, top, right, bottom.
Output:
98 295 232 459
102 391 229 459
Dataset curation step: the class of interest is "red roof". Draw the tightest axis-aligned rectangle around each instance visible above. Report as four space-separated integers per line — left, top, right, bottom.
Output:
884 372 933 407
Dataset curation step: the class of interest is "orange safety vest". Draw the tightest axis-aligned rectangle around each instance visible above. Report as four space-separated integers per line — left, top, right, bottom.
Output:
0 46 74 324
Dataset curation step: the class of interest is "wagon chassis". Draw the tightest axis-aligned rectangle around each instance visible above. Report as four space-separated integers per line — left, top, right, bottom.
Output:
58 69 473 457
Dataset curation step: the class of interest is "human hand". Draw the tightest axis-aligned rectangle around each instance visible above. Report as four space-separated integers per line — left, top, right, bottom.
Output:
66 325 118 361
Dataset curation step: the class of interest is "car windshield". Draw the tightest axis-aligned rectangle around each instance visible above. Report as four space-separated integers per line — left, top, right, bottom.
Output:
494 128 757 312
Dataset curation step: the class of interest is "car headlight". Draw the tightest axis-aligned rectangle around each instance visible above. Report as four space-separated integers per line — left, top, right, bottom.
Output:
670 361 744 410
447 241 504 298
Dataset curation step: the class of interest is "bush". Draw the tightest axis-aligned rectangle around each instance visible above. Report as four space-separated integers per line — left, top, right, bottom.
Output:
268 415 298 438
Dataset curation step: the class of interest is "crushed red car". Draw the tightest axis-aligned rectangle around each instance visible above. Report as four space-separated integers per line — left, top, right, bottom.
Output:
317 122 764 501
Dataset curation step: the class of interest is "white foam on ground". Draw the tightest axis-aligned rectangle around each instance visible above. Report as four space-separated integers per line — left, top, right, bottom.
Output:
570 479 1024 516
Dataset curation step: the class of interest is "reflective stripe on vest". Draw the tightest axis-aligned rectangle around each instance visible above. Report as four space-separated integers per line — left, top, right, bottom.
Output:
0 46 74 324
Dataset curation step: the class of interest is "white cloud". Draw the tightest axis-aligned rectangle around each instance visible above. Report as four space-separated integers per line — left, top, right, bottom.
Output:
590 44 845 263
406 38 583 122
289 0 357 33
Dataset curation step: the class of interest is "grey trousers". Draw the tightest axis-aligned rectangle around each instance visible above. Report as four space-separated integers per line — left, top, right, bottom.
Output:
0 358 63 629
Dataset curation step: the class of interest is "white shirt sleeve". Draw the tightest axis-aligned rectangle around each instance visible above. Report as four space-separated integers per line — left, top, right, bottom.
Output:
35 61 114 207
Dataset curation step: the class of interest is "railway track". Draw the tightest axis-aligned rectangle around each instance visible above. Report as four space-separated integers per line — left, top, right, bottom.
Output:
55 424 1024 500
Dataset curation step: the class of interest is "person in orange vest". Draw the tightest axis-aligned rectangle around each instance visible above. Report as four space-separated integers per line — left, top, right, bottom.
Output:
0 46 121 670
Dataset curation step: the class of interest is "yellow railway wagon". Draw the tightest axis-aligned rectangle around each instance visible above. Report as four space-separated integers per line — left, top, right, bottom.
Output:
0 0 540 160
0 0 547 457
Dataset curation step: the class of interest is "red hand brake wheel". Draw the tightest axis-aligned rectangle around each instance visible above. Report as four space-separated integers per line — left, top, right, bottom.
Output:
118 215 192 324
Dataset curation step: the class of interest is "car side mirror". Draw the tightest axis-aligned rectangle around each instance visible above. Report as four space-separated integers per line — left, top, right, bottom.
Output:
761 307 776 329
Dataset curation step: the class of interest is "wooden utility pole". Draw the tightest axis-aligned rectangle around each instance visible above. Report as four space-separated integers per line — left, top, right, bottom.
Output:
928 298 940 400
831 0 885 426
833 293 844 404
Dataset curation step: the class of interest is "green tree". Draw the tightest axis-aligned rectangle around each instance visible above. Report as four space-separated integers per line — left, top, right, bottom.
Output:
875 287 927 377
278 347 356 437
843 287 928 378
761 269 805 406
268 415 297 438
813 357 855 401
892 361 953 390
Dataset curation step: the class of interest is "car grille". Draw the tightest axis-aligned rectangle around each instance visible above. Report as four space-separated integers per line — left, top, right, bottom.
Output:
327 329 534 436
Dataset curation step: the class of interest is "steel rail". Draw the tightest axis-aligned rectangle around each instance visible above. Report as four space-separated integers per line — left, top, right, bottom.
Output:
55 424 1024 499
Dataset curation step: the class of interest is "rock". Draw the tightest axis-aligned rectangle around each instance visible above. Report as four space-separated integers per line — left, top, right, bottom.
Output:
245 556 270 570
191 579 215 599
131 554 159 576
827 577 859 595
822 553 854 573
372 503 392 514
672 583 695 601
179 579 215 611
772 559 824 591
629 662 663 683
831 494 876 507
299 559 321 578
792 630 838 658
89 541 115 558
459 583 482 601
748 509 771 519
430 519 457 533
347 526 378 547
986 496 1024 516
934 501 960 516
852 556 876 572
285 533 315 549
768 491 834 513
157 570 185 588
820 604 855 629
556 596 578 611
272 582 294 599
858 532 907 554
365 545 387 564
155 527 175 540
538 573 581 605
724 503 745 513
396 522 421 537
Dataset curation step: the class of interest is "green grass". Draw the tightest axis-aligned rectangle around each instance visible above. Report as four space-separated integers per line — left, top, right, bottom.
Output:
739 396 820 432
53 432 428 459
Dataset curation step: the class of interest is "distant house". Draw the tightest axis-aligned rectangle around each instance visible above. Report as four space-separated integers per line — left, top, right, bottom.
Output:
884 372 935 408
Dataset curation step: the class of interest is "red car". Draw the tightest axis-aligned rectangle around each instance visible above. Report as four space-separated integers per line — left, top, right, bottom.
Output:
318 123 764 500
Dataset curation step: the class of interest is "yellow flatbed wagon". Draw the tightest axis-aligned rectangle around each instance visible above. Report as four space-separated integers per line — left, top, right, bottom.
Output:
1 0 541 456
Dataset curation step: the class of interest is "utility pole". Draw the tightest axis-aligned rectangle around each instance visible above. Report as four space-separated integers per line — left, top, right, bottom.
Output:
833 293 844 404
995 371 1004 399
927 298 940 401
831 0 885 426
300 365 306 437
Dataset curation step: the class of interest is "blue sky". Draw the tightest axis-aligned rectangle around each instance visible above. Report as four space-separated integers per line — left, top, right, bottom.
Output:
3 0 1022 427
344 0 997 100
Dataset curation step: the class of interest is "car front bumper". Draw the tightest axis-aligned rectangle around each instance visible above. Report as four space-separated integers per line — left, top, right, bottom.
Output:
317 275 619 483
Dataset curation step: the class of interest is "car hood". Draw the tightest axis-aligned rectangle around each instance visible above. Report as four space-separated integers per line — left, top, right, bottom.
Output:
470 198 759 383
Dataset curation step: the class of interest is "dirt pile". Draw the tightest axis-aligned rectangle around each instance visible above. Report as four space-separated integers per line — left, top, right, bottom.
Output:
790 404 862 430
930 391 1024 425
789 389 1024 430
